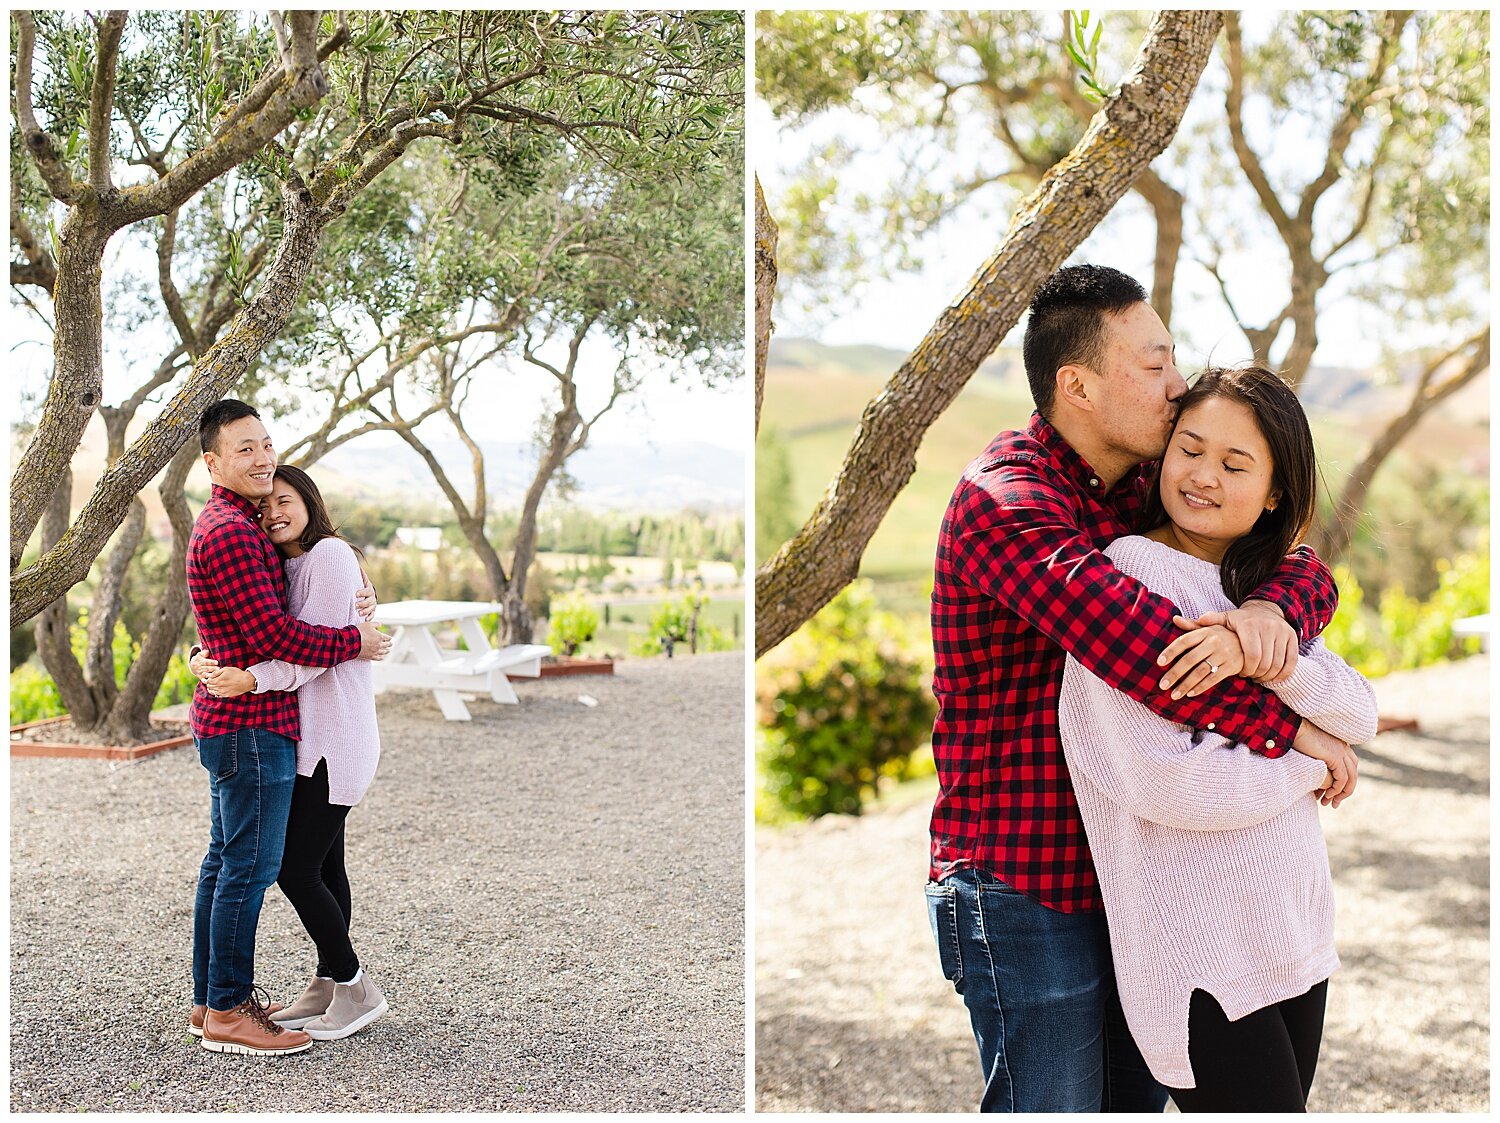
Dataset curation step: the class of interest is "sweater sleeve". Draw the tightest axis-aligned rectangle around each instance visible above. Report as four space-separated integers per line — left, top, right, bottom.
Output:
1060 656 1329 831
249 541 362 694
1267 637 1380 745
949 459 1300 757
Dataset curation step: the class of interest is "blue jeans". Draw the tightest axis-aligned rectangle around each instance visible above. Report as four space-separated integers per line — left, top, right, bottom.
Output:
191 729 297 1011
926 868 1167 1113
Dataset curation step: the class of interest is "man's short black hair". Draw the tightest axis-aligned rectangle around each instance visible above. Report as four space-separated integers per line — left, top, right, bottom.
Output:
1022 265 1149 418
199 399 261 454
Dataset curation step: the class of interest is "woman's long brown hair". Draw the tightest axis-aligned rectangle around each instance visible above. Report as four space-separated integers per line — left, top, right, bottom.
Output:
1138 364 1317 605
270 464 365 561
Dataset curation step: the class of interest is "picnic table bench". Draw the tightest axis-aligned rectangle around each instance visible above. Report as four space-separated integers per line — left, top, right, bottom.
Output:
371 600 551 721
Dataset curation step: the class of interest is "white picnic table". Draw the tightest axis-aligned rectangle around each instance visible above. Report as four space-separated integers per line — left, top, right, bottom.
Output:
1453 614 1490 653
371 600 551 721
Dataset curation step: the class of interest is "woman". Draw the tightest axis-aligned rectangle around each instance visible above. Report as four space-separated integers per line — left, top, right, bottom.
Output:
1058 365 1377 1111
192 464 388 1042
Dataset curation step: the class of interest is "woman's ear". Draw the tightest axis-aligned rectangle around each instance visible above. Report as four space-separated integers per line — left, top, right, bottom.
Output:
1265 489 1282 512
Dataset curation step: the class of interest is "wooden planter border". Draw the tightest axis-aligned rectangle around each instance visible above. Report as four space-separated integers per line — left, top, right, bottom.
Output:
10 715 193 762
536 658 615 678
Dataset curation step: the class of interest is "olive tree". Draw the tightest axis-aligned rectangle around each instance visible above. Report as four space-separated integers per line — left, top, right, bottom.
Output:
11 8 743 628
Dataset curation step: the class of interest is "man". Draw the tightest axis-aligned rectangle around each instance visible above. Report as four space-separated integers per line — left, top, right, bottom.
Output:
187 399 391 1056
926 265 1351 1111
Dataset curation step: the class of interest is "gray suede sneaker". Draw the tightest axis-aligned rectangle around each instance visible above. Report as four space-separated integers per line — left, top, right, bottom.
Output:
270 976 336 1030
303 971 387 1041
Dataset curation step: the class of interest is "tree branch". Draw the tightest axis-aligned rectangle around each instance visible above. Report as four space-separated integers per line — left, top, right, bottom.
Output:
13 11 79 201
115 14 347 227
1223 12 1295 243
754 174 777 436
86 11 129 194
755 10 1224 656
1295 11 1409 228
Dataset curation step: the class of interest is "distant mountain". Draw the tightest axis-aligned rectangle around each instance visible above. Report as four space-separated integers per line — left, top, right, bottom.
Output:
313 436 744 512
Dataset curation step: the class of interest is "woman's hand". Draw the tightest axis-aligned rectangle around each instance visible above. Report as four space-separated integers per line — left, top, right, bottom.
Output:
1293 719 1358 807
1157 620 1246 699
203 665 257 699
188 647 218 681
355 570 378 621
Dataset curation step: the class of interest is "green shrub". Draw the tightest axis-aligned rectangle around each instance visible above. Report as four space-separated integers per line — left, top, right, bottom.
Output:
152 650 200 710
9 663 64 726
1323 532 1488 678
10 629 203 727
547 593 600 656
757 581 936 818
631 593 733 656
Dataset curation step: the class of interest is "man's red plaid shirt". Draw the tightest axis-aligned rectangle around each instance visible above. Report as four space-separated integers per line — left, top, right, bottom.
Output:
930 414 1337 912
187 485 361 741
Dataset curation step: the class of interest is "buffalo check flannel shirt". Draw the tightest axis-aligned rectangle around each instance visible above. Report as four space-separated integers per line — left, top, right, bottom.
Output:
929 413 1338 912
186 485 361 741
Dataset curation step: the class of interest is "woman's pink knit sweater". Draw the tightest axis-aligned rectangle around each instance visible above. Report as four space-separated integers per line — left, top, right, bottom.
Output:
248 537 381 806
1060 535 1378 1089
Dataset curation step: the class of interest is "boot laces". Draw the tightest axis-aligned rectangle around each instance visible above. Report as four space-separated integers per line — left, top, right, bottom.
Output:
237 985 283 1034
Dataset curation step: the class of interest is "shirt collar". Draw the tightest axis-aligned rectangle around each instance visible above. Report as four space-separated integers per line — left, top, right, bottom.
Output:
1026 412 1111 496
211 483 266 525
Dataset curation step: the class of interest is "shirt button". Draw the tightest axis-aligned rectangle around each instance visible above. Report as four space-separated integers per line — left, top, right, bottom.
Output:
1266 739 1276 749
1089 477 1099 487
1206 722 1216 730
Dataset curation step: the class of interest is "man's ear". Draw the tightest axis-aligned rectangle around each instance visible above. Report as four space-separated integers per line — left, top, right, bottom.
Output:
202 451 218 481
1055 363 1094 414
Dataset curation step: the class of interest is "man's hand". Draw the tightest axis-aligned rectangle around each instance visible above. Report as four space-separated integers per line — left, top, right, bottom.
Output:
1226 599 1298 681
1158 619 1245 699
1168 599 1298 683
188 647 216 681
355 619 392 661
1293 719 1359 808
354 572 378 622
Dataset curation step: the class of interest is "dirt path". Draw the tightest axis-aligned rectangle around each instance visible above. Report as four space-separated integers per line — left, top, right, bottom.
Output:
754 655 1489 1112
12 653 745 1113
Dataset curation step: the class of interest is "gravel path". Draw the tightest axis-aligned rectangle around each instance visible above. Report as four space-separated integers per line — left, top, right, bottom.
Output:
754 654 1489 1113
12 652 745 1113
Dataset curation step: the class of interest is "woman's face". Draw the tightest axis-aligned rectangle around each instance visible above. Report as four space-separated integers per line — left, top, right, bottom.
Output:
257 480 310 555
1158 395 1280 552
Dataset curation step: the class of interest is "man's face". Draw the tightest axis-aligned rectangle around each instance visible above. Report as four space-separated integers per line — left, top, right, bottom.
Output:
203 415 276 501
1083 302 1187 465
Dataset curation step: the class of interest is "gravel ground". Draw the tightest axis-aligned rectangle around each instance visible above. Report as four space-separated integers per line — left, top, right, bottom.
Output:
754 654 1489 1113
11 652 746 1113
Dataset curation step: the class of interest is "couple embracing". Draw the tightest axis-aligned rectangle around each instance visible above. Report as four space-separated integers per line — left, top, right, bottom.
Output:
927 266 1377 1111
186 399 393 1056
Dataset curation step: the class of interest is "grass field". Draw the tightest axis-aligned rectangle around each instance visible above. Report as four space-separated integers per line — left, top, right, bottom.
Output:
578 592 746 655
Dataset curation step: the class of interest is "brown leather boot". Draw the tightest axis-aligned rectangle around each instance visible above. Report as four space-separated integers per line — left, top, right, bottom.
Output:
201 988 312 1055
189 998 283 1038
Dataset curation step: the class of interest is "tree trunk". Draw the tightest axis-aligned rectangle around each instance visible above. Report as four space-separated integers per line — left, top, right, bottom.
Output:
11 179 332 627
754 174 778 436
1311 332 1490 563
32 467 102 729
100 438 199 743
1133 168 1183 331
497 591 534 650
754 10 1224 657
79 497 146 711
508 404 584 644
10 206 110 565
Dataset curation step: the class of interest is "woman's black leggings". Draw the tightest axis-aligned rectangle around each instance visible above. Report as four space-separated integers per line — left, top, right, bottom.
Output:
277 758 360 983
1168 980 1328 1112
